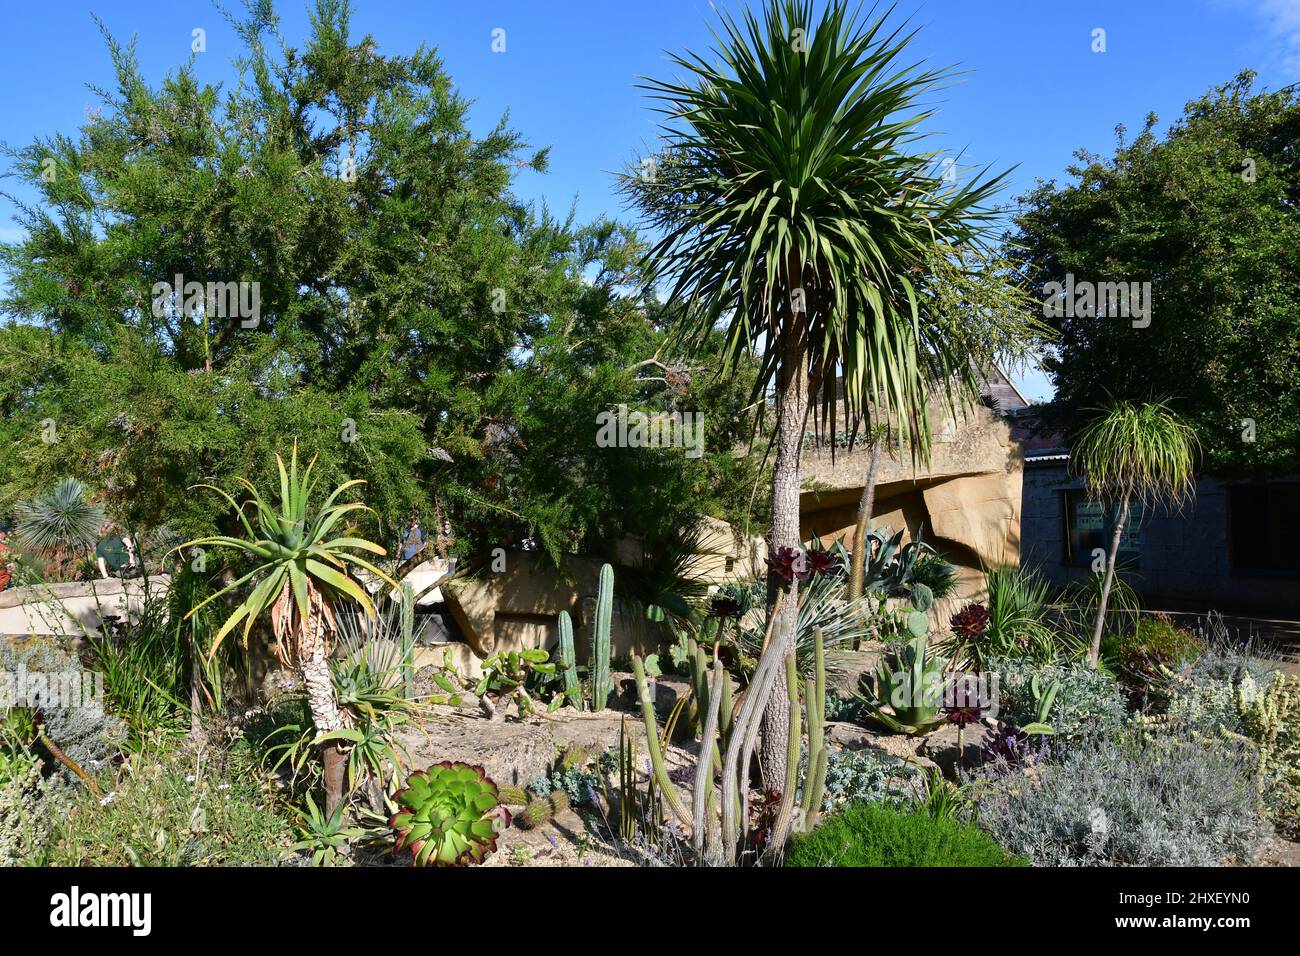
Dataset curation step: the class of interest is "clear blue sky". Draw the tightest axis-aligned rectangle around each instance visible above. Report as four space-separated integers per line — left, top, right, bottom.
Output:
2 0 1297 400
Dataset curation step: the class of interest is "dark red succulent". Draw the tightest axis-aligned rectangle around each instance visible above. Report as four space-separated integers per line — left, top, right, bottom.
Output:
708 596 745 619
765 546 810 583
950 603 989 639
805 549 842 577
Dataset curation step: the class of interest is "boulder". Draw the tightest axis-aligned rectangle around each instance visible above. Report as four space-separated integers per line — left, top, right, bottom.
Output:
394 720 555 788
918 720 994 776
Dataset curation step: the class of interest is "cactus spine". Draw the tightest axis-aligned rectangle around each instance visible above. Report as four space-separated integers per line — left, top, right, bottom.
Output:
557 610 581 709
496 783 529 807
591 563 614 710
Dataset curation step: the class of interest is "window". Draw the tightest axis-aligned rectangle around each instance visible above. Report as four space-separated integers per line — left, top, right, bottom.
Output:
1229 482 1300 576
1063 490 1143 568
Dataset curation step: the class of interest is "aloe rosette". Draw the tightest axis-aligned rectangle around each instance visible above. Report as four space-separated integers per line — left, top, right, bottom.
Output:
390 761 508 866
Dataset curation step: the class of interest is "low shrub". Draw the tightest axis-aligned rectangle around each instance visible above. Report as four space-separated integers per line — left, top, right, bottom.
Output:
44 741 294 866
1101 614 1204 711
0 749 56 865
989 655 1126 741
785 800 1025 867
800 746 919 811
975 733 1267 866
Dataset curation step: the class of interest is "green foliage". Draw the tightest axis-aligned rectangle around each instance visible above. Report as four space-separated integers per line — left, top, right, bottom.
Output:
470 647 560 719
1100 614 1204 710
977 734 1267 866
0 748 52 865
44 742 294 866
905 552 959 601
1010 71 1300 478
988 655 1127 740
802 747 918 812
985 565 1075 666
857 636 949 735
620 0 1033 456
785 801 1025 867
182 443 394 655
86 589 191 748
1071 401 1200 507
290 794 364 866
0 1 762 567
1234 673 1300 836
390 762 506 867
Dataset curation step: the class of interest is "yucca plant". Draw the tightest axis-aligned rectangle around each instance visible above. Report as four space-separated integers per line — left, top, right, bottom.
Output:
620 0 1024 788
13 477 105 559
1071 400 1199 668
180 444 395 814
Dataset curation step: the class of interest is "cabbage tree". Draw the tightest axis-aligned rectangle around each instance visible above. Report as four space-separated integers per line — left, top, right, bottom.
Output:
622 0 1014 787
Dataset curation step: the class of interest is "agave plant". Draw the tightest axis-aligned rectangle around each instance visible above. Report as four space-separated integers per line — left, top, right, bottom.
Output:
181 444 395 814
14 478 105 555
390 762 508 866
857 635 950 735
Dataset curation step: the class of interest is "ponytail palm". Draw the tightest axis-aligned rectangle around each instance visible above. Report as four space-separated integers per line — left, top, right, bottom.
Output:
622 0 1012 795
181 444 395 812
1071 400 1199 667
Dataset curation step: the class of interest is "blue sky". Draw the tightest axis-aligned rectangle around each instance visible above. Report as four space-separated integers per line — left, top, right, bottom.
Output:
2 0 1299 400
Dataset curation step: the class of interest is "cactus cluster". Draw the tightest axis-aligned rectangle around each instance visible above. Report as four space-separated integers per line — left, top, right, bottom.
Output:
1236 673 1300 833
628 617 830 863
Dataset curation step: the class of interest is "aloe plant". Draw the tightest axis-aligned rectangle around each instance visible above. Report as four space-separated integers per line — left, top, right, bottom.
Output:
180 443 396 814
857 635 950 735
390 762 508 866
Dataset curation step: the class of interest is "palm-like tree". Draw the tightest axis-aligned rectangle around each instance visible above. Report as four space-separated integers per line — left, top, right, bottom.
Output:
14 477 105 555
181 445 395 813
1071 400 1198 668
622 0 1013 786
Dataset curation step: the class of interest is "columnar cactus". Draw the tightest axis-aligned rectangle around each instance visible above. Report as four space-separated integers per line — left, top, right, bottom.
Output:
557 610 581 709
591 563 614 710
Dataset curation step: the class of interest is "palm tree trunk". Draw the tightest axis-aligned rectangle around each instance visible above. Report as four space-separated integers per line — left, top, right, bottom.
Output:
759 321 811 793
848 437 884 649
1087 494 1131 669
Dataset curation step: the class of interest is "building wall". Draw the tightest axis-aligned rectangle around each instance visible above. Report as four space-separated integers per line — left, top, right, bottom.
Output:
1021 465 1300 613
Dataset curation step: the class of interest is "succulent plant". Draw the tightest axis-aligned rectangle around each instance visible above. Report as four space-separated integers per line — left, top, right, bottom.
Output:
805 548 842 578
857 635 950 735
950 603 989 639
390 762 508 866
909 582 934 613
766 546 810 583
519 791 569 829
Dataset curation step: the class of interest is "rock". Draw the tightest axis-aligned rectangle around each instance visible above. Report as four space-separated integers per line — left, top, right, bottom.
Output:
825 720 939 773
547 711 647 756
394 719 555 788
828 645 883 698
918 721 994 776
611 671 691 719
